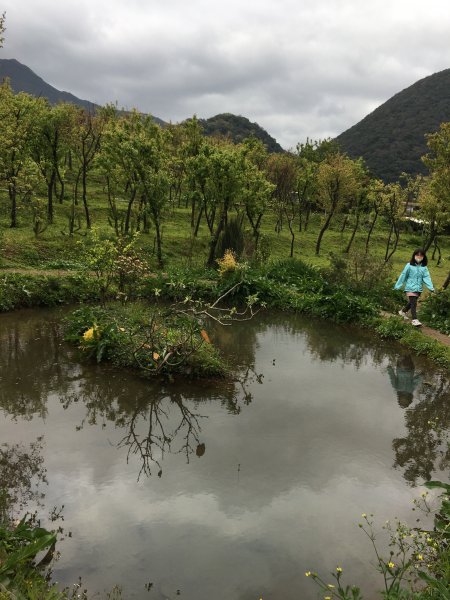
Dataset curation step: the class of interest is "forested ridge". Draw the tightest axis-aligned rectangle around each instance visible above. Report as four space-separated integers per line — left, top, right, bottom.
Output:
337 68 450 182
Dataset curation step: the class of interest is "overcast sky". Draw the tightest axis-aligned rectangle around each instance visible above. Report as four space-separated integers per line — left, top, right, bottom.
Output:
2 0 450 149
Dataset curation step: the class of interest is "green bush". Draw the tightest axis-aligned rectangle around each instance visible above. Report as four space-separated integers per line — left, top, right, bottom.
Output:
0 274 99 312
420 289 450 335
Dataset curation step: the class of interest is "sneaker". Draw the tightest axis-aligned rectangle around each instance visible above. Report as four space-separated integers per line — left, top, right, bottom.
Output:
398 310 409 320
411 319 422 327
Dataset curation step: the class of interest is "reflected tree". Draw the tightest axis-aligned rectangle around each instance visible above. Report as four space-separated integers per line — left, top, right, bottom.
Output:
0 439 47 520
392 373 450 485
0 315 74 420
118 394 207 479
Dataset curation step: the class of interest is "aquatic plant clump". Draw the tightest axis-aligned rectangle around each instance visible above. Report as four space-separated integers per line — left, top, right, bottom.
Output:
65 304 228 378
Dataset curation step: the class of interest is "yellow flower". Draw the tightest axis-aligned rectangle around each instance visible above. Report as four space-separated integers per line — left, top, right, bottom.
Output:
361 513 367 518
388 562 395 568
325 596 332 600
83 326 98 341
217 249 238 276
417 554 423 561
153 352 160 361
305 571 311 577
328 583 335 588
336 567 343 573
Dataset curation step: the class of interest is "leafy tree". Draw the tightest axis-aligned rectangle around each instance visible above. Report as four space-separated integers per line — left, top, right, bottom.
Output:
266 153 299 257
364 179 385 254
422 123 450 272
204 142 247 266
381 182 405 263
0 82 45 227
315 153 362 255
71 107 108 228
32 101 78 223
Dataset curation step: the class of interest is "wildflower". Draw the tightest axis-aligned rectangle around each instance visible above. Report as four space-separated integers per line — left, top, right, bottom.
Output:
361 513 367 518
388 562 395 568
83 326 98 341
325 596 332 600
336 567 343 573
153 352 160 361
328 584 335 588
217 249 238 276
417 554 423 560
305 572 311 577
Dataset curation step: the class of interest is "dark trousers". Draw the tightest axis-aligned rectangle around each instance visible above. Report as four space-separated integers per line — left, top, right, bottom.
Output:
403 294 420 319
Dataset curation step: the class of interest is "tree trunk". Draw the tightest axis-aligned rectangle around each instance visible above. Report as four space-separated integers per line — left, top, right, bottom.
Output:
206 201 229 267
124 189 137 234
344 211 360 254
82 166 91 229
194 205 204 237
443 271 450 290
47 169 56 224
365 211 379 255
9 184 17 228
315 211 334 255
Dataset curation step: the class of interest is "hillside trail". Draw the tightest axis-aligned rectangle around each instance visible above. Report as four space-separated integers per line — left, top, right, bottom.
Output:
1 267 449 347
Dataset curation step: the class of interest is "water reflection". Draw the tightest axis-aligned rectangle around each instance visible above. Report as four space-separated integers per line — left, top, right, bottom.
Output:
0 439 47 518
0 309 448 490
387 355 422 408
392 369 450 485
0 307 449 599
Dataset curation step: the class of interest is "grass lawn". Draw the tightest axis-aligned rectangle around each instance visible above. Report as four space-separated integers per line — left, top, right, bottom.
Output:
0 190 449 289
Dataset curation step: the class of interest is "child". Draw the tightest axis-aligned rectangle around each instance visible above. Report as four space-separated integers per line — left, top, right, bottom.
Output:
394 248 434 327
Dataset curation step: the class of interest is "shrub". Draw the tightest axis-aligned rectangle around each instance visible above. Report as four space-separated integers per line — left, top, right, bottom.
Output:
420 289 450 335
216 218 244 259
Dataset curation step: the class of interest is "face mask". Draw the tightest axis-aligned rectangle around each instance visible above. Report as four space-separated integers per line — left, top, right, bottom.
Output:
415 256 423 263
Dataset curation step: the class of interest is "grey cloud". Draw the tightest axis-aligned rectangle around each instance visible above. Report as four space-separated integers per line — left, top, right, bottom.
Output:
2 0 450 147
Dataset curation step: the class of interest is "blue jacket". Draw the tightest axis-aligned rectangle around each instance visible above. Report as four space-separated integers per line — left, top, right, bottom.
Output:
394 263 434 293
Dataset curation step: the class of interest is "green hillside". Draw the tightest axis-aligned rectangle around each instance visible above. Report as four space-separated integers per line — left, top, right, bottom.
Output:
199 113 284 152
337 68 450 182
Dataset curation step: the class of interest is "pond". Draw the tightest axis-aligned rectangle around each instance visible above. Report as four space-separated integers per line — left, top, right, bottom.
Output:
0 307 449 599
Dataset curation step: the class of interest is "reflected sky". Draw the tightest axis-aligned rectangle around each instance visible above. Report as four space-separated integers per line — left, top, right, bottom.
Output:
0 307 448 600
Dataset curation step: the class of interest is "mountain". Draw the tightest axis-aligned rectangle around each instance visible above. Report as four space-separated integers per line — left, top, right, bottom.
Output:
337 68 450 182
199 113 284 153
0 58 97 111
0 58 165 125
0 59 283 151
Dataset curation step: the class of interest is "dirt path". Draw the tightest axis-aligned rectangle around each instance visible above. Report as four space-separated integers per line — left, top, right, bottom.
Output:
381 311 450 347
0 268 76 276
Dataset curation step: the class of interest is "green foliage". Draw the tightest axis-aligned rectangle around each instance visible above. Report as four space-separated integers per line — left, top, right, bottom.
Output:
420 289 450 335
324 250 398 309
199 113 283 153
0 273 99 312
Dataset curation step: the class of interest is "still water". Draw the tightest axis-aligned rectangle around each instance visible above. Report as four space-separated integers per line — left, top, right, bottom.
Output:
0 308 448 599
